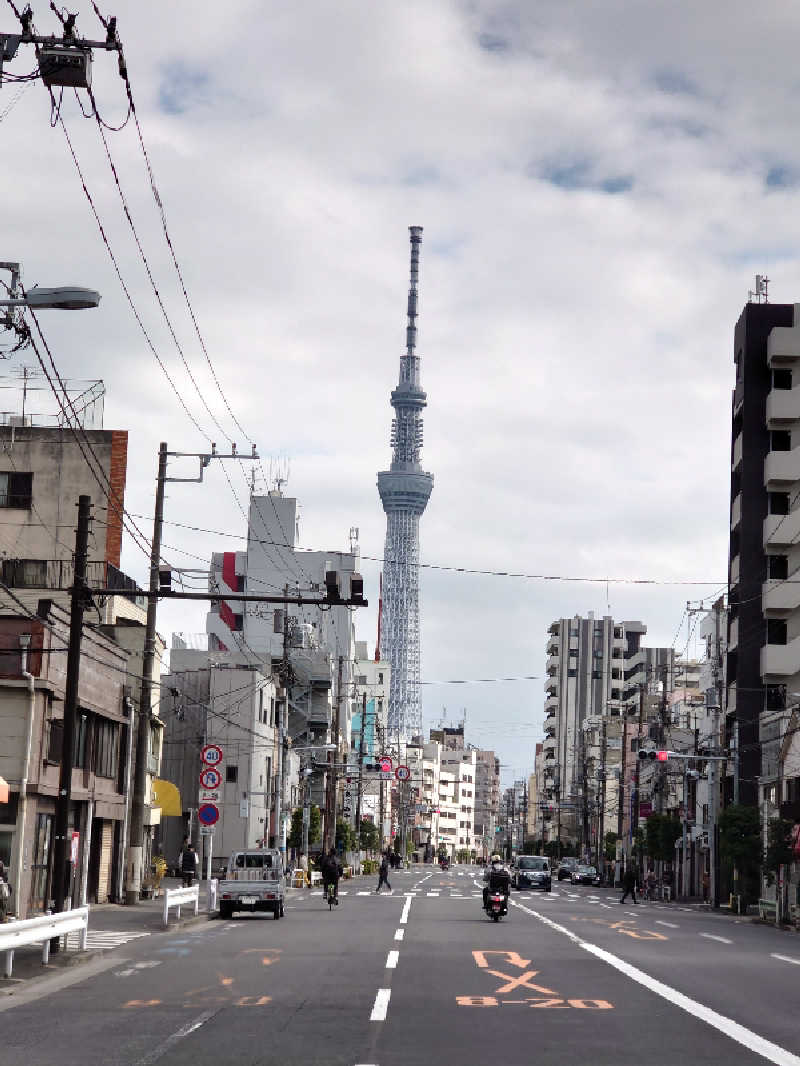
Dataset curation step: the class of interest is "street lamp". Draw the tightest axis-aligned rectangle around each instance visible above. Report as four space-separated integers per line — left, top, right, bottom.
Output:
1 262 100 312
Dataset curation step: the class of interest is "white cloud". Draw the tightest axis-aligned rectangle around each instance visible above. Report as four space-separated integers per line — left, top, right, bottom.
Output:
2 0 791 785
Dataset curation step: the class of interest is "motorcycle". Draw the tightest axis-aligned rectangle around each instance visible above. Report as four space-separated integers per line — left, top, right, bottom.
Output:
484 890 508 922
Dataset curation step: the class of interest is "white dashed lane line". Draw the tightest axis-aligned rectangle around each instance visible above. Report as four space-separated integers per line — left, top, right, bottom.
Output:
656 920 679 929
772 953 800 966
386 950 399 969
370 989 391 1021
394 929 404 941
699 933 733 945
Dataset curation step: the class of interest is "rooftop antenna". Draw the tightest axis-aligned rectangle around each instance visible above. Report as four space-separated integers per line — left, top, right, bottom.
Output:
748 274 770 303
269 455 290 495
349 526 359 553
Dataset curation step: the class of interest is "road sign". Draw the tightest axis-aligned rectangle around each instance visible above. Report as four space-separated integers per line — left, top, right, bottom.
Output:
396 765 410 782
379 756 393 773
199 767 222 789
200 826 215 836
198 802 220 826
201 744 223 767
380 770 393 780
200 790 221 803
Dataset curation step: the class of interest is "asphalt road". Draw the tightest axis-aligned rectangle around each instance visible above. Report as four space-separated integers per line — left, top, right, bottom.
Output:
1 866 799 1066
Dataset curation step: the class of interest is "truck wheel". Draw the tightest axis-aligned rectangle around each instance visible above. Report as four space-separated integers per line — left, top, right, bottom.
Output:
280 902 285 917
273 905 280 920
219 902 232 920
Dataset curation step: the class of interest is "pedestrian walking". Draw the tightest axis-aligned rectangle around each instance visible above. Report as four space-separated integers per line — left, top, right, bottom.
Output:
298 851 309 886
376 852 392 894
0 860 11 922
180 841 199 888
620 863 639 904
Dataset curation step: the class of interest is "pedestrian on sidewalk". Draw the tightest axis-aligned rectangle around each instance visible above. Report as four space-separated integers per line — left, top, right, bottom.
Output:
0 860 11 922
298 852 309 886
376 852 392 894
180 842 199 888
620 864 639 904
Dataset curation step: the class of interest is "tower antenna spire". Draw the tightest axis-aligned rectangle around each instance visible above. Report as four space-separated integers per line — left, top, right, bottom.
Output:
377 226 434 744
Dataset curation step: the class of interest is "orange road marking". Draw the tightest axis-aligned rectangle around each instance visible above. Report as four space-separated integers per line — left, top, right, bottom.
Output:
487 970 555 995
472 950 531 970
235 995 272 1006
123 999 161 1008
568 999 614 1009
456 996 498 1006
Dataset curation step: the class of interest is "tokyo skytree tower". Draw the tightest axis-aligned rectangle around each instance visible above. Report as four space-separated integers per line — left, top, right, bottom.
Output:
377 226 434 743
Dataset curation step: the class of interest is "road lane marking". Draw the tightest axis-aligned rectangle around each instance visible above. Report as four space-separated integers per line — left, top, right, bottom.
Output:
358 891 371 896
771 954 800 965
394 929 404 941
699 934 732 944
133 1008 221 1065
370 988 391 1021
511 899 800 1066
400 896 413 924
386 950 399 969
656 921 679 928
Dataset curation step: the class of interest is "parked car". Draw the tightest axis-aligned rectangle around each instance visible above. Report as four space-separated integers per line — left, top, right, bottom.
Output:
511 856 551 891
571 864 601 886
557 857 579 881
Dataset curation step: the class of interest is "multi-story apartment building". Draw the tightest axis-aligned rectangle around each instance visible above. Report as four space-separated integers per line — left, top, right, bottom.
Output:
728 299 799 808
442 747 477 856
351 642 390 837
160 650 287 873
542 614 674 854
474 749 500 859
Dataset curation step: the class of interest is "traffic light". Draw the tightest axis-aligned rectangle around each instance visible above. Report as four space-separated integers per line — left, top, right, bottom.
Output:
350 573 365 605
638 749 672 762
324 570 341 604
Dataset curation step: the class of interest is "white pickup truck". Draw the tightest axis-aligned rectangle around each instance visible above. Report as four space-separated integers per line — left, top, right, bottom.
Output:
218 848 285 920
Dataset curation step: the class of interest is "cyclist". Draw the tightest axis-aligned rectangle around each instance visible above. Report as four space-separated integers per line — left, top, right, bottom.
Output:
321 847 342 905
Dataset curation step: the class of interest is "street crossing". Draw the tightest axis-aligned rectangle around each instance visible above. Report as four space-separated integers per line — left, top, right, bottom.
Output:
65 930 151 951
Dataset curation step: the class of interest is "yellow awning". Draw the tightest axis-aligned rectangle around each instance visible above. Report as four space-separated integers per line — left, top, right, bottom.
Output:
150 779 182 816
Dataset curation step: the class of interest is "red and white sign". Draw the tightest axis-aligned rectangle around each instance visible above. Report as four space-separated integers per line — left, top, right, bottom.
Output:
70 831 80 865
379 756 393 773
199 767 222 789
201 744 223 767
395 765 410 782
199 790 221 804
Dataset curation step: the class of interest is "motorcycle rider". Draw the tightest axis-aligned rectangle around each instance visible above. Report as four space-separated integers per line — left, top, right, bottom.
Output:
483 853 510 911
321 847 342 905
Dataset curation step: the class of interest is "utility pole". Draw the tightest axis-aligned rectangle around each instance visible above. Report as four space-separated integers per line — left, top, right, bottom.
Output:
274 587 291 859
325 655 343 850
709 596 724 909
354 692 367 859
128 441 258 903
50 495 91 952
616 713 626 860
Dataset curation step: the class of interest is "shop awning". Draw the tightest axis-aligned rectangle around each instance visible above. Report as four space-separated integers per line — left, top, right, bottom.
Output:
150 778 182 816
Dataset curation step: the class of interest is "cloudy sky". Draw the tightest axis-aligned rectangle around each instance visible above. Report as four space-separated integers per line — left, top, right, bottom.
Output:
3 0 795 783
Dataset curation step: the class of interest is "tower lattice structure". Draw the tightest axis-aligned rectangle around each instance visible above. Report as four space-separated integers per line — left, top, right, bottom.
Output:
378 226 434 744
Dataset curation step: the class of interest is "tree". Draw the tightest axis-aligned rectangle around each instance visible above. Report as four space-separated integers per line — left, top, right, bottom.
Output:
764 817 794 887
336 818 354 853
603 831 618 862
645 814 681 862
358 819 379 852
719 804 761 905
287 805 321 850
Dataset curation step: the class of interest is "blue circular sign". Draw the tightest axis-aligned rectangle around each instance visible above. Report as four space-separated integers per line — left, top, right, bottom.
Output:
198 803 219 826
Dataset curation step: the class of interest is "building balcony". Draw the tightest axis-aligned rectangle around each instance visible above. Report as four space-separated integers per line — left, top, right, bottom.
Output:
768 325 800 366
763 578 800 613
761 635 800 676
732 432 743 471
548 621 560 636
728 616 738 650
764 510 800 549
730 554 740 587
731 493 741 529
545 695 559 713
546 653 559 674
733 380 744 416
545 676 557 694
543 737 556 756
546 635 559 654
764 447 800 487
767 386 800 425
544 721 556 738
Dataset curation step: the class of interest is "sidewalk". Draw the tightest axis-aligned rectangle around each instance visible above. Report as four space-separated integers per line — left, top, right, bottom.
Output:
0 877 212 990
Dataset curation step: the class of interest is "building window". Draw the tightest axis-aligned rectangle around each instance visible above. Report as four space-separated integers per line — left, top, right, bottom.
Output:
773 368 792 390
768 555 788 580
226 765 238 783
771 430 791 452
1 559 47 587
567 669 577 677
73 713 89 769
47 717 63 762
767 619 787 645
93 718 119 778
0 471 32 509
769 492 790 515
378 672 384 684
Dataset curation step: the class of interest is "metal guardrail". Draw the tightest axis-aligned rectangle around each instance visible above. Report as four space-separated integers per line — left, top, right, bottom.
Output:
163 884 199 927
0 906 89 978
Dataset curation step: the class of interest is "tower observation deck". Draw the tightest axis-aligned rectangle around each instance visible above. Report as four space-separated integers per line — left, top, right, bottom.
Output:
377 226 434 743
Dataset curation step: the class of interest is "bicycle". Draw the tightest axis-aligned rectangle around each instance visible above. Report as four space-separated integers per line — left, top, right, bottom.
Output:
325 881 338 910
